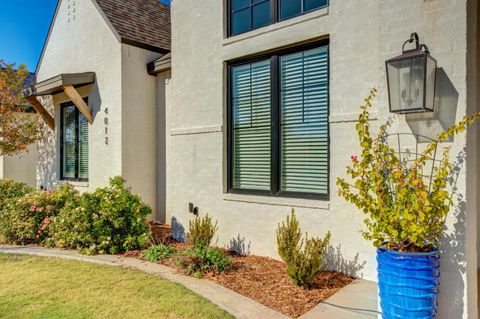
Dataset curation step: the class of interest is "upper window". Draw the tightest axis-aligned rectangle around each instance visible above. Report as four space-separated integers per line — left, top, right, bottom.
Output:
228 0 328 36
279 0 327 20
228 41 329 198
231 0 271 35
60 101 89 181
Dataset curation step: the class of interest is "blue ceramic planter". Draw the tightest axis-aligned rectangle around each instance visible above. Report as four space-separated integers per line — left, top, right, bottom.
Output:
377 248 440 319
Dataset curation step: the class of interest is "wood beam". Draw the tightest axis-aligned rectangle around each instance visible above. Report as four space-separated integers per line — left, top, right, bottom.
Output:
62 85 93 124
25 95 55 130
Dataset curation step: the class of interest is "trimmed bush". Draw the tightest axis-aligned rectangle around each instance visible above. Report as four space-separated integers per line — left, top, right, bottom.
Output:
142 244 176 262
286 232 331 288
0 179 34 209
187 214 218 248
175 246 230 278
51 177 151 255
277 210 331 288
276 209 302 264
0 184 78 245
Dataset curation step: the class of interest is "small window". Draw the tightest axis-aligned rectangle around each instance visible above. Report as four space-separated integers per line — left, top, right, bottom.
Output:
228 0 328 37
228 41 329 198
279 0 328 20
60 101 89 181
230 0 271 36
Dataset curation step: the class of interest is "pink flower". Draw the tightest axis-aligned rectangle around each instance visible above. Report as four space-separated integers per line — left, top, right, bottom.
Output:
351 155 358 162
29 205 36 212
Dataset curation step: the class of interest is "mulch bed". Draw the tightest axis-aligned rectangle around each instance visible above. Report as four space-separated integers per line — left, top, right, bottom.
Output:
206 255 353 318
124 242 353 318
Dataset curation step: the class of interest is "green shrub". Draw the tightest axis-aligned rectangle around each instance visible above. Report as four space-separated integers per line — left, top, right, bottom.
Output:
0 179 34 209
286 232 331 289
186 214 218 248
276 209 302 264
276 211 331 289
51 177 151 255
0 184 78 245
142 244 176 262
175 246 230 278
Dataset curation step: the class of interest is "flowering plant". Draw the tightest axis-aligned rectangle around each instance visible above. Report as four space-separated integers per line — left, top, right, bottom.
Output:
337 89 480 252
0 184 78 245
51 177 151 254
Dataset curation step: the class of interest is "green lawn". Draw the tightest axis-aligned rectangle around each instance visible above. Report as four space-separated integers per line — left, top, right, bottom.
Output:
0 254 234 319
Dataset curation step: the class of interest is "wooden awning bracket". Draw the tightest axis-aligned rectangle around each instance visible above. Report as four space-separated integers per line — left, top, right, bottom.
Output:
25 95 55 130
62 85 93 124
23 72 95 129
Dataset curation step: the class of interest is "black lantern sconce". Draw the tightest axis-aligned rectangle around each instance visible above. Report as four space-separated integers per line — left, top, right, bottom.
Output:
386 33 437 113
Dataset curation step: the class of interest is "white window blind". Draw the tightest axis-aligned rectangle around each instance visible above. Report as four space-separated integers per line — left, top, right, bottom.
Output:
280 46 328 194
232 60 272 190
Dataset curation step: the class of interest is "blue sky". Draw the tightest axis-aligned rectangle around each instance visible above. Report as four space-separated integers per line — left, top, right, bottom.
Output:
0 0 171 73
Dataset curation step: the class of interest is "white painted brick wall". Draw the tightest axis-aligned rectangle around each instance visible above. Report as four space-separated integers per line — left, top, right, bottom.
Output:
168 1 477 318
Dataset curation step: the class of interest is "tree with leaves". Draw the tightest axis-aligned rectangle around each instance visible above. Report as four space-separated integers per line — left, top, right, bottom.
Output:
0 60 42 156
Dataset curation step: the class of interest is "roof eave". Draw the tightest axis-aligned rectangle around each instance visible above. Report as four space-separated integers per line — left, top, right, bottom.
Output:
121 38 170 54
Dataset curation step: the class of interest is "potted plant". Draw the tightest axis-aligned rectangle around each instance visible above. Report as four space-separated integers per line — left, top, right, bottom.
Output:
337 89 479 318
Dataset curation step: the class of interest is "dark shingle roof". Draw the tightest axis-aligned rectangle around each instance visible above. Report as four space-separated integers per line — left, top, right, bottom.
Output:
95 0 170 53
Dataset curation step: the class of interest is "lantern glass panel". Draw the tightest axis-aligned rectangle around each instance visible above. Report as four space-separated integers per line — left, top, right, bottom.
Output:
425 55 437 111
387 55 426 113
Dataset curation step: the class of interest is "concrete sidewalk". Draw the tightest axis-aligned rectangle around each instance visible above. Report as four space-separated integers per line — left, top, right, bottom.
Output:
0 245 379 319
299 279 379 319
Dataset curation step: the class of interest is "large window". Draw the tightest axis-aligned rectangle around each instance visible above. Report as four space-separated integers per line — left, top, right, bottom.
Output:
60 101 89 181
228 41 329 198
228 0 328 36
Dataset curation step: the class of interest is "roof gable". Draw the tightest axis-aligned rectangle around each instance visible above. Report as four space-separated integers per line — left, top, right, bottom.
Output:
94 0 171 53
36 0 170 75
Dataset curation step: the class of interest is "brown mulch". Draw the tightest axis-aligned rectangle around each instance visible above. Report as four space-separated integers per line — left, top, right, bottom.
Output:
129 242 353 318
205 255 353 318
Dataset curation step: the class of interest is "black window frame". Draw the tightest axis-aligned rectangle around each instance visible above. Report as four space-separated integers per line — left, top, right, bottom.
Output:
227 0 329 37
60 100 89 182
226 39 330 200
278 0 328 21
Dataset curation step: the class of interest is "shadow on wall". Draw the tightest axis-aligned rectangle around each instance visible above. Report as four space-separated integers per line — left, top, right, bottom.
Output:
325 244 367 278
437 148 467 318
90 80 102 121
229 234 252 256
405 68 459 142
37 96 57 190
171 216 186 242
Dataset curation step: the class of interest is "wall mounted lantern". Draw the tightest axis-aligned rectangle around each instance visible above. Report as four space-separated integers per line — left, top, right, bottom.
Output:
386 32 437 113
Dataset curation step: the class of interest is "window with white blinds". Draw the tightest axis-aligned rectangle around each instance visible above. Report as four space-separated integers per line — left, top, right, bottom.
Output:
61 101 89 181
228 41 329 198
231 60 271 190
78 115 89 180
62 105 76 179
280 46 328 194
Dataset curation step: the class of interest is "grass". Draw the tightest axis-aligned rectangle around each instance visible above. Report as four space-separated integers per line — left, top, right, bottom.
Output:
0 254 234 319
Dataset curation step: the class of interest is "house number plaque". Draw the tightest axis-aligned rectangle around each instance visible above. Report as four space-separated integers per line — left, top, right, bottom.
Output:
104 107 109 145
